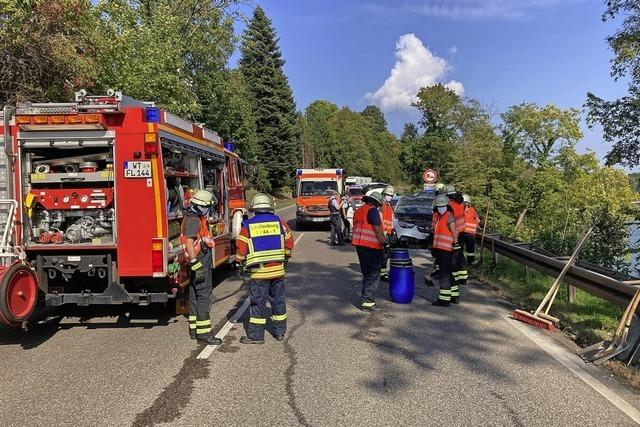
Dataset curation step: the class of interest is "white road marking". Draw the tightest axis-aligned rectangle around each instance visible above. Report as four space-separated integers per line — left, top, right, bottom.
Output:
197 297 251 360
197 233 305 360
276 204 296 213
505 315 640 424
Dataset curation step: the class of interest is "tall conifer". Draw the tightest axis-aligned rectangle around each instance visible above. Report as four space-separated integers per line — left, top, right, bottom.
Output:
239 6 298 191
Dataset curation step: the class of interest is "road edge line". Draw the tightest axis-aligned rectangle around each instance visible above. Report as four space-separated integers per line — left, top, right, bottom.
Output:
504 314 640 424
197 297 251 360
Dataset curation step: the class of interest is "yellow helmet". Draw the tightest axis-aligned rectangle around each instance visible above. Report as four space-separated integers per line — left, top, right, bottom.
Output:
250 193 274 212
382 185 395 196
191 189 216 206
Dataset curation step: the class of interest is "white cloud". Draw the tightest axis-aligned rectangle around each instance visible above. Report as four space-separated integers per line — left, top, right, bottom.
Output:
365 34 464 112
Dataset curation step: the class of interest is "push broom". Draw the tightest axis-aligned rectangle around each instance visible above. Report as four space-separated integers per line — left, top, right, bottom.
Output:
512 227 593 331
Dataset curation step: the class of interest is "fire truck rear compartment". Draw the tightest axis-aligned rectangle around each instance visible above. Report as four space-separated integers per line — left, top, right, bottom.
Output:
21 141 116 247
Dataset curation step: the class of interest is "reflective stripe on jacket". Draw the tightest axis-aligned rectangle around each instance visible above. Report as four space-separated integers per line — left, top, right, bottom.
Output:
464 207 479 235
352 205 383 250
241 213 287 268
449 199 466 233
179 214 214 259
381 202 394 235
432 211 454 252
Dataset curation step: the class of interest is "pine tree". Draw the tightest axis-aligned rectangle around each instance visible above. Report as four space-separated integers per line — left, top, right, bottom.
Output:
239 6 299 191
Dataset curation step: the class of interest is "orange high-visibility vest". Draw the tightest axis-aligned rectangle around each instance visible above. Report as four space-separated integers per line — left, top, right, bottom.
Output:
352 205 383 250
464 206 479 235
180 215 214 259
432 211 454 252
381 202 394 235
449 199 466 233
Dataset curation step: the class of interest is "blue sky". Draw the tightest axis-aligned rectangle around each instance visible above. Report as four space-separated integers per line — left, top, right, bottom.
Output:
235 0 631 169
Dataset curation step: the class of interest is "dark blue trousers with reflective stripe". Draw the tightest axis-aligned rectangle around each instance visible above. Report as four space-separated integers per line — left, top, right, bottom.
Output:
189 251 213 339
356 246 383 307
247 277 287 340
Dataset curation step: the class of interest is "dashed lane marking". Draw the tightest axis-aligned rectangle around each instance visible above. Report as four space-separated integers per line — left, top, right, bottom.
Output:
196 232 305 360
505 315 640 424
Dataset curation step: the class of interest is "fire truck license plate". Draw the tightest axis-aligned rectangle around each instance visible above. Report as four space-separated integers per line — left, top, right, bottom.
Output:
124 161 152 178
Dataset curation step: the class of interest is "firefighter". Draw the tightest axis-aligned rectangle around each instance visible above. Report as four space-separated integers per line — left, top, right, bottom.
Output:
340 192 351 241
328 191 345 246
431 195 459 306
461 194 480 264
380 185 395 281
181 189 222 345
236 193 294 344
352 191 388 312
446 184 467 301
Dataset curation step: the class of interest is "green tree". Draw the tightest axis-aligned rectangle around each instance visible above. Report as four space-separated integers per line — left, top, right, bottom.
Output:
0 0 98 104
502 103 583 166
93 0 235 118
586 1 640 166
304 100 339 167
360 105 387 133
239 6 299 191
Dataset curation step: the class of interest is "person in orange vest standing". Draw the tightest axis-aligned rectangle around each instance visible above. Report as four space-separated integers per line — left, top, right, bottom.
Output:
352 191 388 312
431 195 459 306
236 193 294 344
180 189 222 345
380 185 396 280
461 194 480 265
446 184 467 300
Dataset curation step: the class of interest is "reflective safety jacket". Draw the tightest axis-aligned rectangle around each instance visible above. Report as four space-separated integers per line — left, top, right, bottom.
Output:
432 211 455 252
449 199 466 234
381 202 394 235
236 212 294 279
464 206 480 235
352 204 383 250
180 213 214 259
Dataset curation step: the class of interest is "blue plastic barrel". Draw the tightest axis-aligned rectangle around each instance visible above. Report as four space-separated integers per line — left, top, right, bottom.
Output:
389 264 415 304
389 249 415 304
390 248 411 262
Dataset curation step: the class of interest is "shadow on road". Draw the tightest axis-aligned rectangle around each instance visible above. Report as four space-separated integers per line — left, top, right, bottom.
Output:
280 245 551 396
0 265 246 350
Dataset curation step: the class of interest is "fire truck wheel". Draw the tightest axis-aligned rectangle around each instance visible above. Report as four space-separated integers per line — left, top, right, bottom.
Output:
0 263 39 326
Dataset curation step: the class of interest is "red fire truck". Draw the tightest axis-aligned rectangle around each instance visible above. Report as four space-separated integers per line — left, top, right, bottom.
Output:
0 91 247 327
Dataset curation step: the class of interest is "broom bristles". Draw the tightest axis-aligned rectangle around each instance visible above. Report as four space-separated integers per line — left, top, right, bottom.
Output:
512 309 556 331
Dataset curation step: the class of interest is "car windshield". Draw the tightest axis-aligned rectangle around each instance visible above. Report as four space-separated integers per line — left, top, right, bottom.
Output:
348 188 363 197
395 197 433 215
300 180 338 196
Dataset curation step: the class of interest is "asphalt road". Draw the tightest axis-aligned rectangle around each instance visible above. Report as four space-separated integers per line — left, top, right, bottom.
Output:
1 205 639 426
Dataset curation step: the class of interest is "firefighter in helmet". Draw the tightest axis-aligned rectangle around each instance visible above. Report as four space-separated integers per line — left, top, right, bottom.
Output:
431 194 459 306
236 193 295 344
380 185 396 280
181 189 222 345
446 184 468 299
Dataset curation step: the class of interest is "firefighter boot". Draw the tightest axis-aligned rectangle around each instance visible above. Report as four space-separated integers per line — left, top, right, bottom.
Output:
240 336 265 345
197 334 223 345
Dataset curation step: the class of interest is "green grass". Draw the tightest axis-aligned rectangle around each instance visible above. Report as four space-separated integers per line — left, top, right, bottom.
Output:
246 187 296 210
475 252 623 344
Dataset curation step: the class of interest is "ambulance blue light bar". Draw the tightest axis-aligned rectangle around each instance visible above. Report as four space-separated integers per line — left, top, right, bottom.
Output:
336 168 343 176
145 107 160 123
224 141 235 152
296 169 303 176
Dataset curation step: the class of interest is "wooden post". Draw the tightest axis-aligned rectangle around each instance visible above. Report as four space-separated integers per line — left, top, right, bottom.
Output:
568 285 576 304
525 266 531 284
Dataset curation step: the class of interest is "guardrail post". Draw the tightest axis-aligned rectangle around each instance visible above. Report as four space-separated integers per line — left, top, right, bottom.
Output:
525 266 531 284
568 284 576 304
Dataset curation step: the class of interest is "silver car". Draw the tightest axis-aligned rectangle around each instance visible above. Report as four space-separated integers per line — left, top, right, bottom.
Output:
392 195 434 247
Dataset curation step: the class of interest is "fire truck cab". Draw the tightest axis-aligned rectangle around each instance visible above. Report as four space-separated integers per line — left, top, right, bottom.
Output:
0 91 247 327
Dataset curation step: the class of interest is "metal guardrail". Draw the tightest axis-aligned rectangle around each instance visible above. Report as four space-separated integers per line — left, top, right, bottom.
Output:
479 234 639 309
